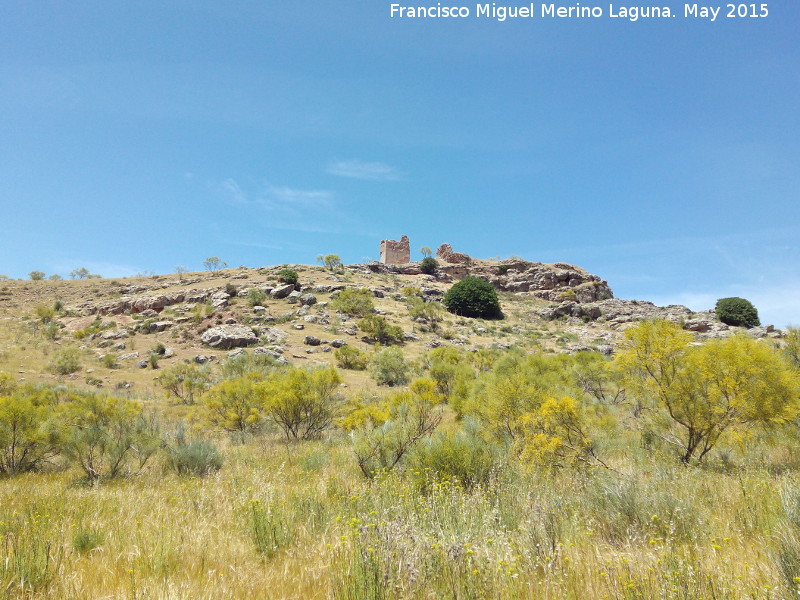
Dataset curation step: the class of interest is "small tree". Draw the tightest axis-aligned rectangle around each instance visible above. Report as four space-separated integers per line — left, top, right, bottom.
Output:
203 257 227 271
443 276 502 319
70 267 90 280
419 246 433 258
715 297 760 328
785 327 800 369
352 379 444 478
29 271 45 281
615 320 800 463
175 265 188 281
317 254 342 272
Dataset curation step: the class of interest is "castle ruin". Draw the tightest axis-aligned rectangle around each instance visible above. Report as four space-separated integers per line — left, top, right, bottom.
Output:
379 235 411 264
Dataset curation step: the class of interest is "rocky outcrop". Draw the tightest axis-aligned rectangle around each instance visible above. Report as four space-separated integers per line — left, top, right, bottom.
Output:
200 325 258 349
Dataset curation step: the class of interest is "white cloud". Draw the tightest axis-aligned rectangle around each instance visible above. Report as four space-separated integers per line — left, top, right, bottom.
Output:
326 159 401 181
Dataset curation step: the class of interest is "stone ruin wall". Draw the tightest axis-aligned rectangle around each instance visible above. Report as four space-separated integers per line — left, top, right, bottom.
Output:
379 235 410 264
436 243 471 265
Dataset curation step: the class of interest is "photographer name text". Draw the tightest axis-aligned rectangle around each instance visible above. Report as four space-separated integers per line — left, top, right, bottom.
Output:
389 3 770 21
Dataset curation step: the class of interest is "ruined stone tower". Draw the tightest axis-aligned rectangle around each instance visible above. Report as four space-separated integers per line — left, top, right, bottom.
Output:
379 235 410 264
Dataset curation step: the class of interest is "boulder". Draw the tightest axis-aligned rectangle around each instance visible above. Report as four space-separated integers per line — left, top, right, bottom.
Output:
149 321 174 333
304 335 321 346
300 293 318 306
200 325 258 349
271 284 296 299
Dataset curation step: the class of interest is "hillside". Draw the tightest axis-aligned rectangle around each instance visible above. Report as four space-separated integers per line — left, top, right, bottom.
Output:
0 257 780 393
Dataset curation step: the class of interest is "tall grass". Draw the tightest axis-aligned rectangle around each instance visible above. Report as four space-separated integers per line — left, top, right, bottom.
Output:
0 433 797 598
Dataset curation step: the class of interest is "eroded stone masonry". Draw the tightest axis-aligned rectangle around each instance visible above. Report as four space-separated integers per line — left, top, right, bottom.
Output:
379 235 410 264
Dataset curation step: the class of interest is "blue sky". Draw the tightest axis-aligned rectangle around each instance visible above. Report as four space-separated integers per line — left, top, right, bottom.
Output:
1 1 798 326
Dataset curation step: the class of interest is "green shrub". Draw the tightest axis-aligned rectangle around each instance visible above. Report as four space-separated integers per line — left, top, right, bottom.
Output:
60 393 161 481
100 353 119 369
278 269 298 285
34 304 56 323
259 367 343 440
420 257 438 275
159 363 213 405
0 386 62 474
247 288 268 307
202 378 265 433
28 271 45 281
224 282 238 297
332 288 374 317
369 347 410 386
49 348 82 375
165 424 223 477
715 297 760 328
334 345 368 370
409 417 501 490
443 277 502 319
42 323 60 341
357 315 403 345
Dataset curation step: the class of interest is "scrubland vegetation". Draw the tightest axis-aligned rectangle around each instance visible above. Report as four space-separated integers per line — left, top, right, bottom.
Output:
1 316 800 599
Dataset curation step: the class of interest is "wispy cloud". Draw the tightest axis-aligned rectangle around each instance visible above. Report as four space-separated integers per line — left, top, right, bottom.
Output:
326 159 402 181
262 185 333 209
218 178 333 209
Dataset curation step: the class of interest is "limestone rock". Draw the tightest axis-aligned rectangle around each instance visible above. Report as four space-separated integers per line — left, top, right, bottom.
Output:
271 284 296 299
300 293 318 306
200 325 258 349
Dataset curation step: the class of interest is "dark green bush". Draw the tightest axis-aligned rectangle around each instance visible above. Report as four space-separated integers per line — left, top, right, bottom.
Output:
715 297 760 328
443 277 502 319
278 269 299 285
420 257 438 275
